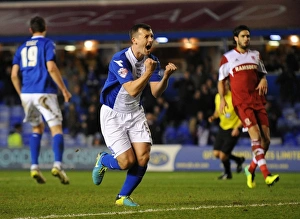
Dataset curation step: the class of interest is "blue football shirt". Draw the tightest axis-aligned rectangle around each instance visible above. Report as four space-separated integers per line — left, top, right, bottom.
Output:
12 36 58 94
100 47 162 113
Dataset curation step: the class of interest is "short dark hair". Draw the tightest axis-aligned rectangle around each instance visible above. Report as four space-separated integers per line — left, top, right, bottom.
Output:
129 23 151 39
14 123 22 129
30 16 46 33
232 25 250 44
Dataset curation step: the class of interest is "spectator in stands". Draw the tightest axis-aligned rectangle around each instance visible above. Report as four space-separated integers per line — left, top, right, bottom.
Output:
199 83 215 117
265 100 281 137
3 66 20 106
177 120 194 145
173 70 196 119
163 119 194 145
153 96 169 127
205 77 218 97
65 102 81 137
83 103 100 146
146 112 163 144
190 111 210 146
141 84 157 113
92 132 104 147
192 64 206 90
7 123 23 148
70 83 82 110
276 47 300 105
186 89 206 118
264 50 283 73
203 56 213 77
162 120 179 144
0 51 14 104
85 64 101 96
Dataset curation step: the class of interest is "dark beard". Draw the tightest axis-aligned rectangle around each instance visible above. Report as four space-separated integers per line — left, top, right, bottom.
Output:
239 43 249 50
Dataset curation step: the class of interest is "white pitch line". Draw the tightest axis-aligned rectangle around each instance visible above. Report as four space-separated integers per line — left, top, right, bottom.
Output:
14 202 300 219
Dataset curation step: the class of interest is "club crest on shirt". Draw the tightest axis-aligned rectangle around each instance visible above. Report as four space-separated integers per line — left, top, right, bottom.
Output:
244 118 252 126
118 68 128 78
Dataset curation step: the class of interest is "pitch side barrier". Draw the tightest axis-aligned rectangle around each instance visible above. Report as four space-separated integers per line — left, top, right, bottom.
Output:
0 145 299 172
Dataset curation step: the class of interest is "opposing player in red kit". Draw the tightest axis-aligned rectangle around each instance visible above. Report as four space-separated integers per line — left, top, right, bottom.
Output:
217 25 279 188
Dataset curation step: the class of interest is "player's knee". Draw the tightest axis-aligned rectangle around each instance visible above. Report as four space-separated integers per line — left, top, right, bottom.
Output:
49 123 63 136
219 153 228 161
137 153 150 166
213 150 220 158
32 122 44 134
118 157 136 170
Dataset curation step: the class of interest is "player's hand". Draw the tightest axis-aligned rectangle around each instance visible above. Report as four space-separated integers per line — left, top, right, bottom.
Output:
62 90 72 102
231 128 240 137
164 62 177 77
256 77 268 95
144 58 157 75
208 116 214 123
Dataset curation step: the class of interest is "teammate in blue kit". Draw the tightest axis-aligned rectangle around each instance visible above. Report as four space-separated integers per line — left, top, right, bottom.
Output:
92 23 177 206
11 16 72 184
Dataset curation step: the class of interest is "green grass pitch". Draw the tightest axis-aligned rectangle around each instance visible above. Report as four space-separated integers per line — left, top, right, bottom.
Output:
1 170 300 219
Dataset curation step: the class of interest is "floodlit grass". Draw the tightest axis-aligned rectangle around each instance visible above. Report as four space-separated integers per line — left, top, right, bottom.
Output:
0 170 300 219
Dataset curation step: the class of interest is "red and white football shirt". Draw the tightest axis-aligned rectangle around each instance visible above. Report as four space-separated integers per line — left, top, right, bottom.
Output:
219 48 267 107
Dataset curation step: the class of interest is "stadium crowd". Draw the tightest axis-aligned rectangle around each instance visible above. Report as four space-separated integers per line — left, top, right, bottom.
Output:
0 43 300 147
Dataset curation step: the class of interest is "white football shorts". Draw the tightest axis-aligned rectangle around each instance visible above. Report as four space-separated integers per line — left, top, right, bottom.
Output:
20 93 63 127
100 104 152 158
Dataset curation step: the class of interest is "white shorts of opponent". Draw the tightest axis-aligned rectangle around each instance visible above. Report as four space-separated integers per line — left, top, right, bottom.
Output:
100 104 152 158
20 93 63 127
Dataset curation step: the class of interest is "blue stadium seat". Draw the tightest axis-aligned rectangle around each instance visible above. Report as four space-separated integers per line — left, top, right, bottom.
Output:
163 125 178 144
10 105 24 116
294 102 300 112
282 107 296 120
0 132 8 147
64 134 76 147
22 133 31 146
0 105 10 122
283 132 298 146
296 133 300 146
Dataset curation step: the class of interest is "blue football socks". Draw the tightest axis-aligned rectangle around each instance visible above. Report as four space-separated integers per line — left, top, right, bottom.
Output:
102 153 121 169
53 134 64 162
29 133 42 165
119 165 147 196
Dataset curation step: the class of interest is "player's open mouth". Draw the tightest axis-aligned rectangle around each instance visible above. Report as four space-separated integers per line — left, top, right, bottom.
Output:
146 45 151 50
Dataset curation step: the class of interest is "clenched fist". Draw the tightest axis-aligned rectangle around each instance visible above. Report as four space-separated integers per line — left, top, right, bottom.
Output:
144 58 157 75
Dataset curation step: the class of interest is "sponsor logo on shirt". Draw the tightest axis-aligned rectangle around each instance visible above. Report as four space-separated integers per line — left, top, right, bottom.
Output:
235 64 257 72
113 60 123 67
